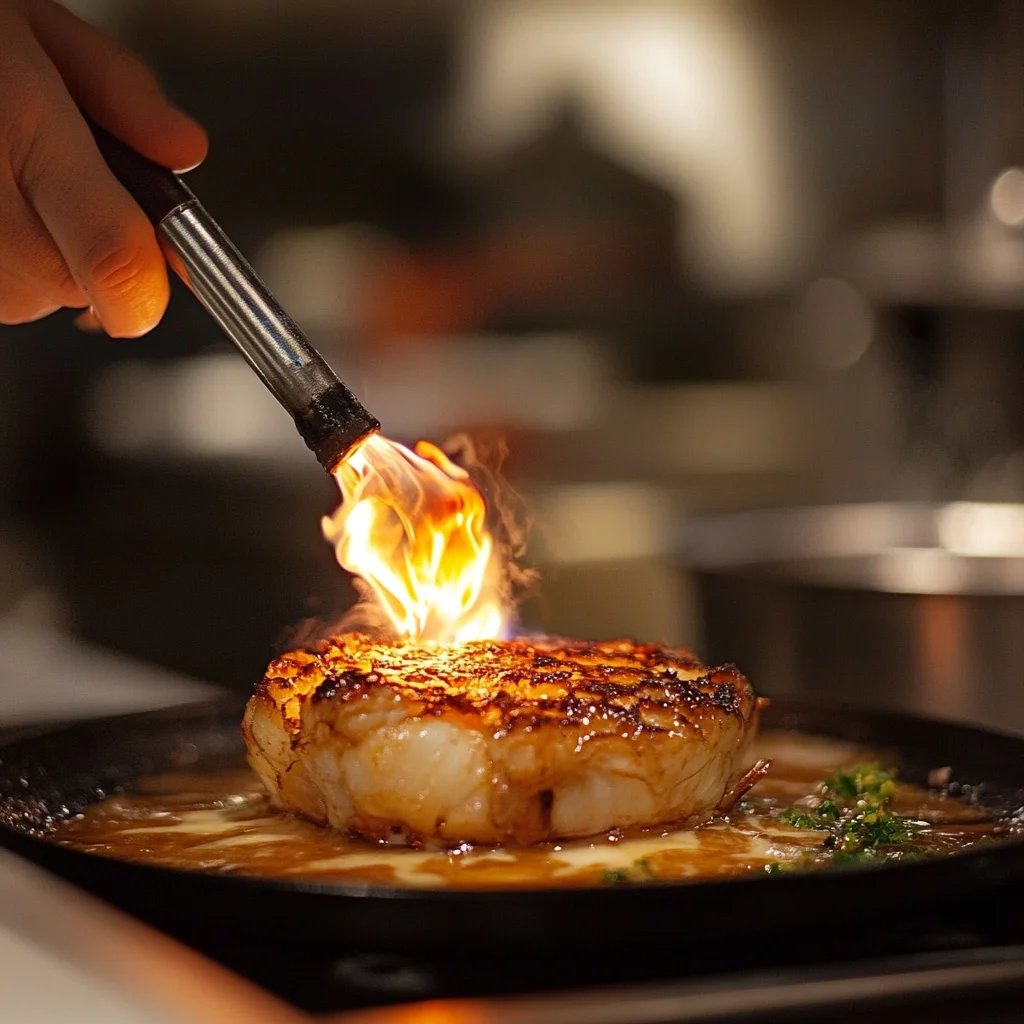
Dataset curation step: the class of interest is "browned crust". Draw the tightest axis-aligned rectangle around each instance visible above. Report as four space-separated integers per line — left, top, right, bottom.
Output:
255 634 756 739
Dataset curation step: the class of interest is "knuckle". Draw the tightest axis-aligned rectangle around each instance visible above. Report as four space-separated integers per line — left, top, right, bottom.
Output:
82 228 151 296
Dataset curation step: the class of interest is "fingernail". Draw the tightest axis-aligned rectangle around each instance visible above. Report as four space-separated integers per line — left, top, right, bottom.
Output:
74 308 105 334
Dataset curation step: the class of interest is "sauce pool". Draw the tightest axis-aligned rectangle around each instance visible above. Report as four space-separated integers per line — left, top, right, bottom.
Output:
49 731 1013 890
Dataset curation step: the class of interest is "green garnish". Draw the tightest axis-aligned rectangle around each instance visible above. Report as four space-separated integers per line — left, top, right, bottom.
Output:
602 869 630 884
770 762 923 872
777 808 828 830
831 847 882 868
816 798 841 820
634 858 656 879
602 859 659 885
763 851 823 874
823 764 897 804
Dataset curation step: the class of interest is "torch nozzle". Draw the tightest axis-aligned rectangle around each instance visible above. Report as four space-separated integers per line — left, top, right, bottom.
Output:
88 119 379 471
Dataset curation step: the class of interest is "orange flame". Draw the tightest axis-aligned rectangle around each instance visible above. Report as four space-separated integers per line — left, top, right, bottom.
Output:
323 433 505 643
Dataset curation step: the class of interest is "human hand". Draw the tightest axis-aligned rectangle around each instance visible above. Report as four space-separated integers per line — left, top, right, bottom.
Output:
0 0 207 336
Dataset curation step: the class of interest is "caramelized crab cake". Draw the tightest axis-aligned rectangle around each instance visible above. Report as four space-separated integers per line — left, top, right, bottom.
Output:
243 635 762 845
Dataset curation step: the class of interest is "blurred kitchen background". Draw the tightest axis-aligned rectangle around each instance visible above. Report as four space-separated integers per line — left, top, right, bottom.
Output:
5 0 1024 726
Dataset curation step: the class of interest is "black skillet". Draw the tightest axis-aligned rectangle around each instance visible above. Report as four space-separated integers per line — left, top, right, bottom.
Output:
1 696 1023 952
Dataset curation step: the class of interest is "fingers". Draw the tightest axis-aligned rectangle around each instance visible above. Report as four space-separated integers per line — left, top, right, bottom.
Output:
0 9 88 327
0 0 207 336
73 307 103 333
0 185 87 324
19 118 171 337
8 38 170 337
27 0 208 173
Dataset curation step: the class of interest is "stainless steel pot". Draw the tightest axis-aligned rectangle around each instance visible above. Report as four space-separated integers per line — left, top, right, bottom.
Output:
682 503 1024 733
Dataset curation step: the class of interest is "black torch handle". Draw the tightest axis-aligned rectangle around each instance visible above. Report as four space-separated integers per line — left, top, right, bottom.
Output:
83 117 380 471
87 118 196 225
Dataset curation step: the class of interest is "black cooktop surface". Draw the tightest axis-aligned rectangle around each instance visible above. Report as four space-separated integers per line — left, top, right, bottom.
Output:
165 886 1024 1021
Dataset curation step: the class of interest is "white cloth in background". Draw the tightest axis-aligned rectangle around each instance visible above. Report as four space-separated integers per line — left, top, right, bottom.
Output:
0 616 221 726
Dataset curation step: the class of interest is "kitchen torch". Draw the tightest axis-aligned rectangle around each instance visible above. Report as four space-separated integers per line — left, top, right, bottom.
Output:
87 120 380 472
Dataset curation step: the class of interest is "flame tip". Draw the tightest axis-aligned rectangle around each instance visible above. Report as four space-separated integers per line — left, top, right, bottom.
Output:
323 434 506 644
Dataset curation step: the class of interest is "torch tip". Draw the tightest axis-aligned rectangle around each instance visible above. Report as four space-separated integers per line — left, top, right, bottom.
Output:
294 384 380 473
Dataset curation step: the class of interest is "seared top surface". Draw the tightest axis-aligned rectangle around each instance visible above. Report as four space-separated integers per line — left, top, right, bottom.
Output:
258 635 757 737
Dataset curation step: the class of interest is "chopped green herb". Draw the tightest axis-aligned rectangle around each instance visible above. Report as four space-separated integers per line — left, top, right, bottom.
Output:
831 846 882 868
816 798 841 821
846 812 919 848
771 762 923 873
821 763 896 804
603 859 658 885
602 869 630 884
828 771 860 800
777 808 828 830
762 851 822 875
634 858 657 879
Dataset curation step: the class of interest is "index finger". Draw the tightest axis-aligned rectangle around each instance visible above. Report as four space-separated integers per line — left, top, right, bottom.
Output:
28 0 208 173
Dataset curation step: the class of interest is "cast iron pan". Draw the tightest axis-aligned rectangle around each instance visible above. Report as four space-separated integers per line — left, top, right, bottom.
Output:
0 696 1023 952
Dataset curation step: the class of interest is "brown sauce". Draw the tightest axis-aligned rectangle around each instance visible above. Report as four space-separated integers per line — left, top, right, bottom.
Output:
49 731 1018 890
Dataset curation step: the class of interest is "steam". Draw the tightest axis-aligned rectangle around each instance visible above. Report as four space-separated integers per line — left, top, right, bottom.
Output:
441 432 540 620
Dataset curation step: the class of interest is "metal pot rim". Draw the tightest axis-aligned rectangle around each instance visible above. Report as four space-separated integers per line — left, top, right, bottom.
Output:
680 501 1024 596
